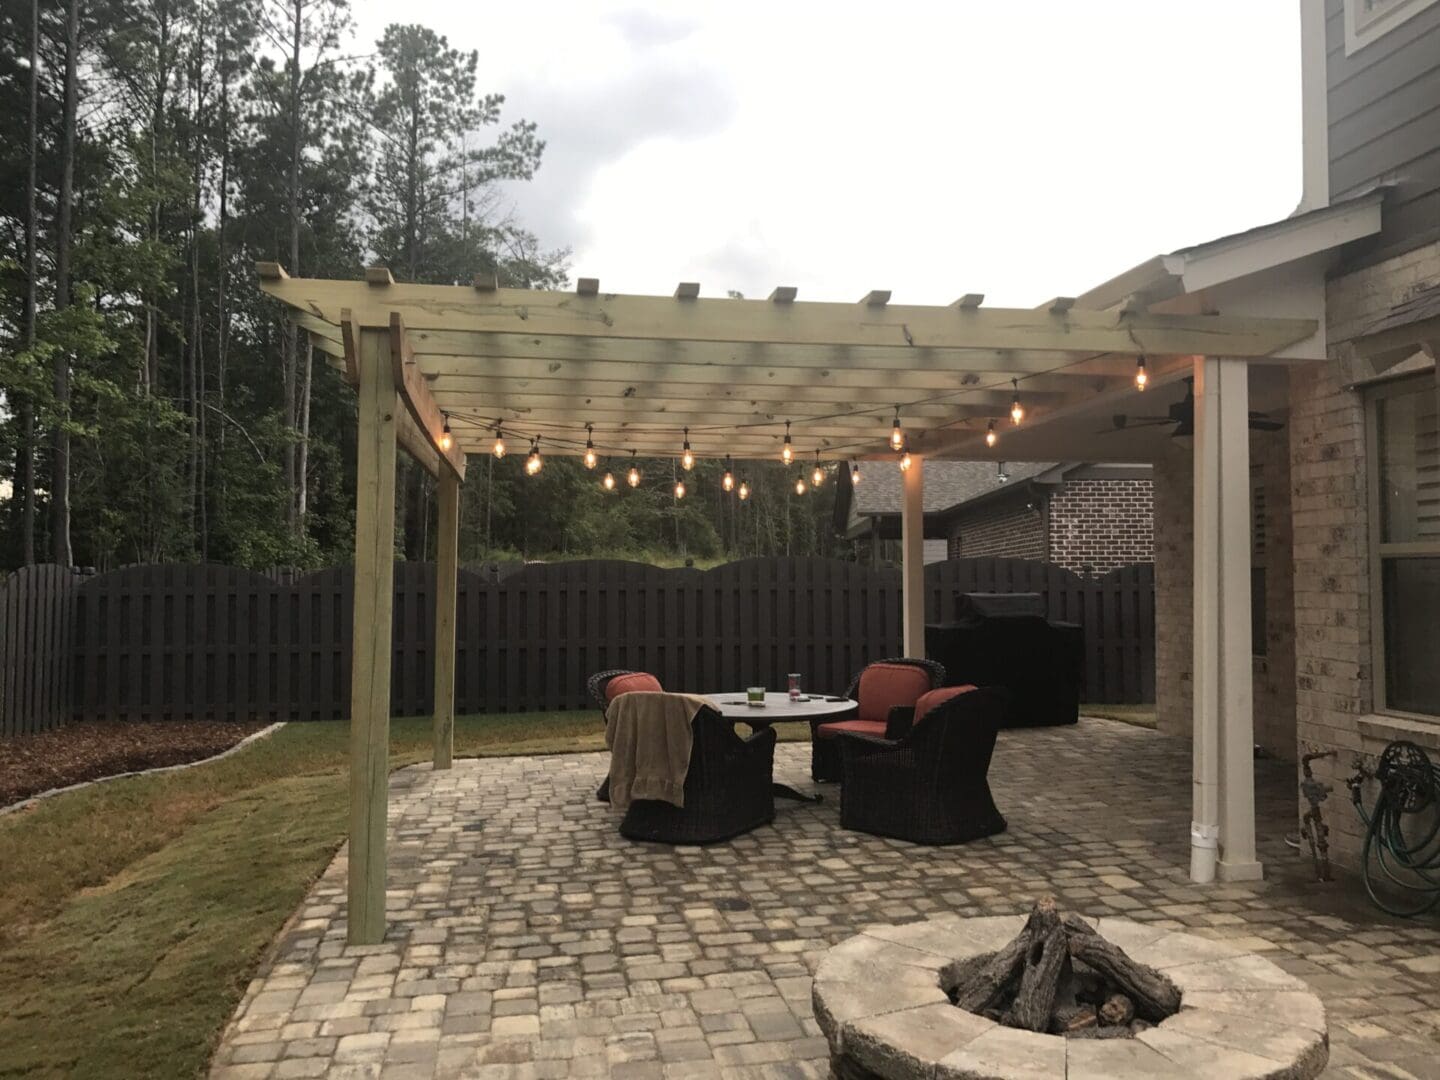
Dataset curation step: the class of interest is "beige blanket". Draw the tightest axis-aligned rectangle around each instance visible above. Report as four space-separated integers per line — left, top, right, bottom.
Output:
604 692 715 810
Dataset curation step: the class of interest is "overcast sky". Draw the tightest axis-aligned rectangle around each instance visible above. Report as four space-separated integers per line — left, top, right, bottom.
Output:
351 1 1303 306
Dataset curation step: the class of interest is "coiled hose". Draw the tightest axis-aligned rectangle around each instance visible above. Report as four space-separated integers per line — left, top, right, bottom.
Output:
1349 741 1440 917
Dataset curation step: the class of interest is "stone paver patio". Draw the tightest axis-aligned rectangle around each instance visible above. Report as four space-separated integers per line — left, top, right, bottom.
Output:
212 719 1440 1080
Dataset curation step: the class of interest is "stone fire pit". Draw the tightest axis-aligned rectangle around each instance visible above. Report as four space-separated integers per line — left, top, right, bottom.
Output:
813 914 1329 1080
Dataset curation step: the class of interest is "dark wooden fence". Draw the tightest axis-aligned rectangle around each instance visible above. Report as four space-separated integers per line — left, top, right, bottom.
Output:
1 556 1154 732
0 565 80 736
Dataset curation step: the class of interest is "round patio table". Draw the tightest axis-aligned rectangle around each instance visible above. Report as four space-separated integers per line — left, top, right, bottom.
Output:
710 692 857 804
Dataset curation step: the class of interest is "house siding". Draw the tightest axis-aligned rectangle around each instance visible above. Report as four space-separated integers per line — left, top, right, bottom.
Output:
1326 0 1440 265
1046 478 1154 574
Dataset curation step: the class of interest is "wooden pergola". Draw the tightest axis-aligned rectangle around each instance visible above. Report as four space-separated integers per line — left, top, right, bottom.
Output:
258 264 1318 945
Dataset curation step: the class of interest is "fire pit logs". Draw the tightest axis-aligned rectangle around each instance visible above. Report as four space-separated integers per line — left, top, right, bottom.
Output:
946 898 1181 1039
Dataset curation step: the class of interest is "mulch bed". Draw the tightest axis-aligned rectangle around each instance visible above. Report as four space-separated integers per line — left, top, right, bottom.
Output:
0 720 269 807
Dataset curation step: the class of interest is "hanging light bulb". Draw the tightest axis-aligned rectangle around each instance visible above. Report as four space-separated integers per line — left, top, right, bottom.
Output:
1135 355 1149 391
985 420 998 449
674 478 686 499
850 460 861 486
890 406 904 452
439 414 453 453
738 478 751 501
794 474 807 496
811 450 824 488
1010 379 1024 426
602 468 616 491
492 426 507 458
781 420 793 465
680 427 695 471
899 442 913 472
583 424 598 469
525 437 544 475
722 456 735 492
626 450 641 488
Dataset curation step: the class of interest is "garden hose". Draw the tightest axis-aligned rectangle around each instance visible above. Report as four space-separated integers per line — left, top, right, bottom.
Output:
1348 741 1440 917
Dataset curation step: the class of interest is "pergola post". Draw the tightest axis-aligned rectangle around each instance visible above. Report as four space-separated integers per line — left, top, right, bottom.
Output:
901 455 926 657
1190 356 1262 884
348 326 399 945
432 469 460 770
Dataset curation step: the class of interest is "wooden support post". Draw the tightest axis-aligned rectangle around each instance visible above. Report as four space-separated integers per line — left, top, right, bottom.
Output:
901 455 925 657
348 327 399 945
433 469 460 770
1190 356 1262 884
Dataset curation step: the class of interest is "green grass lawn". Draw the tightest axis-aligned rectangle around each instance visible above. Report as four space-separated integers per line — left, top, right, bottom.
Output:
0 710 812 1078
0 712 607 1079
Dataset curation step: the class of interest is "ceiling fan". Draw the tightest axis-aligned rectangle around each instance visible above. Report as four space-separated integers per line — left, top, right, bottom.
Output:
1100 377 1284 439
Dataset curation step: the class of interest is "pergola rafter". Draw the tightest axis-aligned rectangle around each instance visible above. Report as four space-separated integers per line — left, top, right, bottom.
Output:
255 263 1319 946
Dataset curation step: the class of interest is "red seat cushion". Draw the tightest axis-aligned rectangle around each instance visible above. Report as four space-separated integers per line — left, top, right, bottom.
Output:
914 684 978 723
856 663 932 723
604 672 663 702
816 719 888 740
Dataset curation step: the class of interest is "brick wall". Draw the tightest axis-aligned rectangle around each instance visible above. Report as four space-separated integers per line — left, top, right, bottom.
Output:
1152 428 1297 764
946 497 1045 562
1153 443 1193 745
1047 478 1154 573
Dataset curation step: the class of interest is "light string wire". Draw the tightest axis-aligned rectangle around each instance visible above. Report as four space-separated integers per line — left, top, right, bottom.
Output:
443 350 1113 460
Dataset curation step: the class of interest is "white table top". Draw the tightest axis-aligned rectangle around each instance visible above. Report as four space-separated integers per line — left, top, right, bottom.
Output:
708 691 856 721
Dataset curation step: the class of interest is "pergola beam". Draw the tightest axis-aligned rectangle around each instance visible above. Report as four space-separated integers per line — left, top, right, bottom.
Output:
388 314 467 481
257 276 1318 359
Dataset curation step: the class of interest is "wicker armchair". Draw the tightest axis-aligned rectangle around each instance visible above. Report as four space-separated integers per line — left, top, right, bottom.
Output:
619 704 777 845
836 685 1007 845
810 657 946 782
589 669 663 802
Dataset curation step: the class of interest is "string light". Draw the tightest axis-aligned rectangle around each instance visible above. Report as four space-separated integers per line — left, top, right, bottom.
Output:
899 442 913 472
674 478 686 499
794 474 807 496
811 451 825 488
525 436 544 475
985 420 998 449
583 424 598 469
722 456 735 492
781 421 794 465
1135 355 1149 391
627 450 641 488
850 460 861 486
492 426 507 459
889 406 904 452
439 414 453 453
1010 379 1024 426
738 478 750 501
681 428 695 471
602 468 616 491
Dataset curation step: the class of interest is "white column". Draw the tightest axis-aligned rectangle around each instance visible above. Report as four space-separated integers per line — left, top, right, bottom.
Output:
1191 356 1263 884
901 455 926 657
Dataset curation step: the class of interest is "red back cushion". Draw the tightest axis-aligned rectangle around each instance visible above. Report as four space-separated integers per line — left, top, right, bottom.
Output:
914 684 978 724
605 672 663 702
856 663 932 723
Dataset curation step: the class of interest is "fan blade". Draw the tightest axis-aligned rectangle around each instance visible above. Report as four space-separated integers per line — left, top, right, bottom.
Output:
1095 418 1173 435
1248 417 1285 432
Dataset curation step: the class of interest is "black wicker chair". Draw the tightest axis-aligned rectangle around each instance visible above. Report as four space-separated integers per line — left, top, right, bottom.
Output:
618 704 777 845
836 685 1007 845
588 669 663 802
810 656 945 782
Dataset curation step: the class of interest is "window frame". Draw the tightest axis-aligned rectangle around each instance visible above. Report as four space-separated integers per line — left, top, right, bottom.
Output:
1365 372 1440 720
1345 0 1440 54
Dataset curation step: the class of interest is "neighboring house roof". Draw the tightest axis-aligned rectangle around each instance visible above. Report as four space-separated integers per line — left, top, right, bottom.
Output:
849 461 1057 518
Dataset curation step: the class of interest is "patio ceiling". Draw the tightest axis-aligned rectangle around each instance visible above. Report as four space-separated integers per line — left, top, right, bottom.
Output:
256 264 1318 469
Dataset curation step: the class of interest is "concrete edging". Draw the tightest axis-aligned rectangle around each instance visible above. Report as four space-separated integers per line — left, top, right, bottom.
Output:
0 721 287 817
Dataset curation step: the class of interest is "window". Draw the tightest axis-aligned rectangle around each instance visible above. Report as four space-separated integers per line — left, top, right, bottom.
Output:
1367 374 1440 717
1346 0 1440 53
